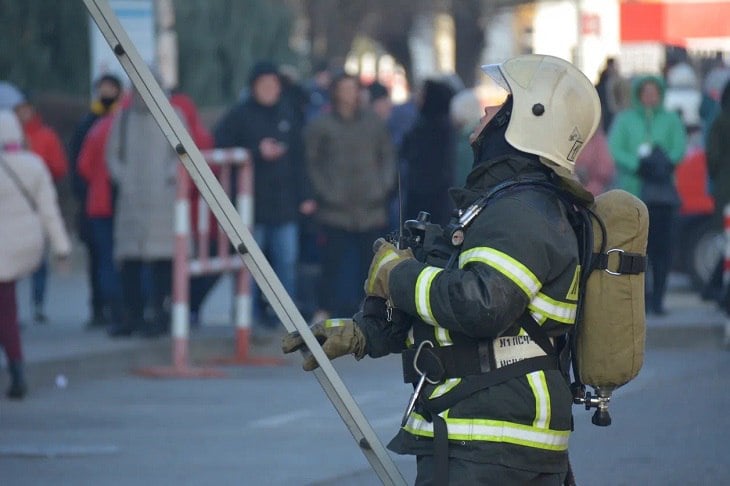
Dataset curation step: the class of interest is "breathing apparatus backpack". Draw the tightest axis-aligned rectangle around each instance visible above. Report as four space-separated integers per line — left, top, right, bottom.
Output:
413 181 649 427
569 189 649 426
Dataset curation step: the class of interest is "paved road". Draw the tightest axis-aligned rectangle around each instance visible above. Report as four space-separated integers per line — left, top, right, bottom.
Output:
1 263 729 485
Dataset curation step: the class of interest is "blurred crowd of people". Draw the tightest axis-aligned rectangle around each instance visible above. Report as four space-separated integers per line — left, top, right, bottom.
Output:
2 50 730 398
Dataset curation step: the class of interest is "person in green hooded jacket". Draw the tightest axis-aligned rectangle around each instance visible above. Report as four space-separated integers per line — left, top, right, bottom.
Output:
608 75 687 315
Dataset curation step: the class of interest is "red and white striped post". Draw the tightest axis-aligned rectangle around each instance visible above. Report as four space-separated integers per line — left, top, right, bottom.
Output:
137 147 283 377
211 149 283 365
135 164 225 378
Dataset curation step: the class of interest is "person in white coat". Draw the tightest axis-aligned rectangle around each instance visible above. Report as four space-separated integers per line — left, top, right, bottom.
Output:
0 110 70 399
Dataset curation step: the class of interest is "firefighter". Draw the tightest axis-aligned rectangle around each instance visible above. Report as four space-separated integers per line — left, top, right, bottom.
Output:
283 54 601 485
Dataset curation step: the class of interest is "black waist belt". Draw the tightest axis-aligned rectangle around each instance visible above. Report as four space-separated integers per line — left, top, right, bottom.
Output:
401 343 487 384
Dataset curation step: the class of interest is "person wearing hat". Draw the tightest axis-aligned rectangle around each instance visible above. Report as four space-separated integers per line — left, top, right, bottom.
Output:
283 54 602 485
0 110 71 398
215 61 314 337
12 90 69 324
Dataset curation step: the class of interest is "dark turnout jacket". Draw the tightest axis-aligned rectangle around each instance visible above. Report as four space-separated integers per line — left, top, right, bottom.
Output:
361 148 580 474
214 98 307 224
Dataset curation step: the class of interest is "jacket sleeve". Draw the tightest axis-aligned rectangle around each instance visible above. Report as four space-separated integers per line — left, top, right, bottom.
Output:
353 297 411 358
388 197 553 339
48 130 69 180
105 113 124 183
608 112 640 174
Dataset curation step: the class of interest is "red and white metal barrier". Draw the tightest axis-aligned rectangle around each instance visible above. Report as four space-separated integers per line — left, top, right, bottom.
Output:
137 148 280 378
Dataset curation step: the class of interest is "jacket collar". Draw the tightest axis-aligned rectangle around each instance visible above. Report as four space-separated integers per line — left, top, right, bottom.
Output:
450 154 552 208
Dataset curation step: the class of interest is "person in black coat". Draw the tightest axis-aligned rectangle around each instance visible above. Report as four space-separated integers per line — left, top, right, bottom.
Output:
214 61 315 333
401 79 456 226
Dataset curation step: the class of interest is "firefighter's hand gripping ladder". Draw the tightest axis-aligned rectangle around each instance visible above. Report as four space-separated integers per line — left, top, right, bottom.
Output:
82 1 406 484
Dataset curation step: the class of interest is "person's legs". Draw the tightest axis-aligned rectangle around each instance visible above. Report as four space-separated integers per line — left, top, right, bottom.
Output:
317 225 351 319
269 222 299 311
148 259 172 336
647 205 674 314
111 259 145 336
251 225 271 328
31 253 48 323
0 280 26 399
91 217 124 326
84 216 106 326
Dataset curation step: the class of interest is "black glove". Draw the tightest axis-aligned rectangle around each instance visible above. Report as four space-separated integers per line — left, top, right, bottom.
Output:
355 296 412 358
638 147 674 182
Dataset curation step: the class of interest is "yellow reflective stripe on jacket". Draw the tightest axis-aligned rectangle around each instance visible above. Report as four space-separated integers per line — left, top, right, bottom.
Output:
528 293 577 324
459 247 541 299
527 371 551 429
366 250 400 294
403 412 569 451
434 326 453 346
415 267 443 326
405 328 415 347
324 319 348 328
429 378 461 399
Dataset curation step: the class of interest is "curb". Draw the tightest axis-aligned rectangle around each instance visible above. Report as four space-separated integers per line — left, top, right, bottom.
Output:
17 330 295 393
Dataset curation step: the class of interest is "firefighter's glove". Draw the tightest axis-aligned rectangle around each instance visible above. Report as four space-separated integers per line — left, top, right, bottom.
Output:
364 238 414 299
281 319 367 371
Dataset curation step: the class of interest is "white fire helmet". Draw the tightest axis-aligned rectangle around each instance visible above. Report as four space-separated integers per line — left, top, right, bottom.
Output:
481 54 601 182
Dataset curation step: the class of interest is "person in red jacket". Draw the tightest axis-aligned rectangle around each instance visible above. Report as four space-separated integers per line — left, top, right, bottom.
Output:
78 113 124 331
14 94 69 323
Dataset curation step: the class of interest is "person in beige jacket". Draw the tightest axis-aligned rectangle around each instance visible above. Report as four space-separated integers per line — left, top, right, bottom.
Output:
0 110 71 399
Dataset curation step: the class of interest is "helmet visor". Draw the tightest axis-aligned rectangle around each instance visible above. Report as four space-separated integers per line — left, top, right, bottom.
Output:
481 64 511 93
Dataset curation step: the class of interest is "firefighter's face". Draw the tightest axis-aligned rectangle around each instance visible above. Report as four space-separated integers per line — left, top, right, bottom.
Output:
469 103 504 144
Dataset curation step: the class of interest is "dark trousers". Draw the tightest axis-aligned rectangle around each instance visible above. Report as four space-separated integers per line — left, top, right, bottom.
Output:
79 215 103 317
31 255 47 309
318 224 383 317
646 205 676 312
120 260 172 329
0 281 22 362
415 455 566 485
90 217 123 320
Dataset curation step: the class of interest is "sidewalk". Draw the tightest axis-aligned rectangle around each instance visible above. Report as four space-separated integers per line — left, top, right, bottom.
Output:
8 257 727 392
9 256 292 390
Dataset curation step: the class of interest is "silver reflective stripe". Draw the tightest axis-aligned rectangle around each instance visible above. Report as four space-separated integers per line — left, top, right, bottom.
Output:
404 412 569 451
527 371 551 429
459 247 541 299
529 293 576 324
415 267 443 326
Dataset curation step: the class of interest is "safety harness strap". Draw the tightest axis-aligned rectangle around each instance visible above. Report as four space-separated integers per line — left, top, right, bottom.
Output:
420 355 559 485
591 251 646 275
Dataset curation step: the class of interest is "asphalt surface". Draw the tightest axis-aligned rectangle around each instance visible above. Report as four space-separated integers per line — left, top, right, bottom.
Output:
1 258 728 485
